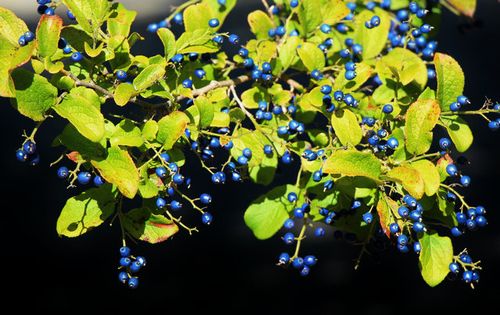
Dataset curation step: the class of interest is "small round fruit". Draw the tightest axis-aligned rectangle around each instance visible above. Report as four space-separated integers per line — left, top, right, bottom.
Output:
128 277 139 289
71 52 83 62
278 252 290 264
118 271 129 284
120 246 131 257
304 255 317 266
208 18 220 28
57 166 69 179
283 232 295 245
202 212 213 225
77 172 92 185
200 193 212 205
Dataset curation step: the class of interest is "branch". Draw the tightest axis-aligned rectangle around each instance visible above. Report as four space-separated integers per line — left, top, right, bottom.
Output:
60 69 157 109
176 75 251 102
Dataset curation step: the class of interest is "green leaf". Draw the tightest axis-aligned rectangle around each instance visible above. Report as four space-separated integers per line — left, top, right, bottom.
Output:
92 147 140 199
54 87 105 142
333 62 373 92
157 28 176 61
0 7 35 97
108 3 137 38
244 185 298 240
380 48 427 88
419 232 453 287
11 69 57 121
331 108 362 147
247 10 274 40
123 208 179 244
355 8 391 59
241 86 270 109
411 160 440 197
321 0 350 24
444 0 476 17
114 83 137 106
184 3 214 32
175 29 219 54
56 184 116 237
434 53 465 111
62 0 110 34
157 111 190 150
279 36 301 70
133 64 165 91
110 119 143 147
405 99 441 155
441 115 473 153
432 191 459 226
297 42 325 72
55 123 106 159
36 14 63 58
211 112 230 128
231 128 278 185
141 120 158 141
323 150 382 182
386 166 425 199
195 96 215 128
298 0 323 35
307 129 330 147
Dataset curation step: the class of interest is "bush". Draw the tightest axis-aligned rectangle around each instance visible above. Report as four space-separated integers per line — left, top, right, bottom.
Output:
0 0 495 289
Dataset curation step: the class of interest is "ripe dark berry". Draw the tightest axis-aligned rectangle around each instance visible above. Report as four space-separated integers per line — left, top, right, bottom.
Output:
155 166 168 179
194 68 206 79
130 261 142 273
370 15 381 27
462 270 473 283
290 0 299 8
287 192 298 203
398 206 409 218
208 18 220 28
118 271 129 284
228 34 240 44
439 137 451 150
201 212 213 225
263 145 273 155
120 246 131 257
278 252 290 264
460 175 471 187
182 79 193 89
362 212 373 224
389 223 399 234
283 218 295 229
199 193 212 205
77 172 91 185
345 70 356 80
292 257 304 269
293 208 304 219
387 137 399 149
23 140 36 154
446 164 458 177
413 222 425 233
24 31 35 43
413 242 421 254
116 70 127 81
283 232 295 244
128 277 139 289
57 166 69 179
304 255 317 266
314 227 326 237
71 52 83 62
170 200 183 211
397 234 408 246
488 120 499 131
93 175 105 186
451 227 462 237
449 262 460 274
450 102 461 112
156 197 167 209
172 173 184 185
136 256 147 267
15 149 28 162
119 257 131 267
382 104 393 114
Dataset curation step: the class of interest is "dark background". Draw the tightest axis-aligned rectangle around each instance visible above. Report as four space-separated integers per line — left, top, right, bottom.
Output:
0 1 499 313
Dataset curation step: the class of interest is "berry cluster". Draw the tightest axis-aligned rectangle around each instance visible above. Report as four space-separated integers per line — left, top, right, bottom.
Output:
449 250 481 287
117 246 146 289
15 140 39 166
56 165 105 187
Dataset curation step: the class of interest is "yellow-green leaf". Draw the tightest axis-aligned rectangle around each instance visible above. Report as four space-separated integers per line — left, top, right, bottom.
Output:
157 28 176 61
419 232 453 287
123 208 179 244
157 111 190 149
247 10 274 40
331 109 362 147
386 166 425 199
323 150 382 182
133 64 165 91
411 160 440 196
36 14 63 58
444 0 476 17
184 3 214 32
405 99 441 155
321 0 350 24
355 8 391 59
92 147 140 199
114 83 137 106
434 53 465 112
297 42 325 72
441 115 473 153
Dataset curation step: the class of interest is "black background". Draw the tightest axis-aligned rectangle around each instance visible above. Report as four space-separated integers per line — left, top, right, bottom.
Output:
0 1 499 313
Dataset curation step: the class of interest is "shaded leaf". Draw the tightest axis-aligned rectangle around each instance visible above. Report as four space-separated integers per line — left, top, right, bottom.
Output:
123 208 179 244
157 111 189 149
441 115 473 153
331 109 362 147
386 166 425 199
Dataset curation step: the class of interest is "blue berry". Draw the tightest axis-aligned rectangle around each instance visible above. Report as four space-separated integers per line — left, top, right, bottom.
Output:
466 219 477 231
128 277 139 289
370 15 381 27
413 222 425 233
71 52 83 62
488 120 499 131
398 206 409 218
119 257 131 267
456 212 467 225
292 257 304 269
182 79 193 89
130 260 142 273
262 62 272 74
362 212 373 224
22 141 36 155
170 200 183 211
156 197 167 209
57 166 69 179
475 206 486 215
118 271 129 284
457 95 469 106
237 155 248 165
44 7 55 15
449 262 460 274
290 0 299 9
93 175 105 186
446 164 458 177
218 0 226 5
460 254 472 263
397 234 408 246
304 255 317 266
238 48 249 58
172 173 185 185
320 24 331 34
200 193 212 205
450 102 461 112
136 256 147 267
460 175 471 187
194 68 206 79
242 148 252 159
389 223 399 234
439 137 451 150
155 166 168 179
345 70 356 80
283 232 295 244
208 18 220 28
120 246 131 257
462 270 473 283
173 13 183 25
300 266 311 276
275 26 286 36
67 10 76 20
321 85 332 95
264 145 273 155
212 35 224 44
201 212 213 225
287 192 298 203
413 242 421 254
168 162 178 173
77 172 91 185
281 151 293 164
382 104 393 114
311 69 323 80
387 137 399 149
116 70 127 81
283 218 295 229
228 34 240 45
293 207 304 219
314 227 326 237
278 252 290 264
24 31 35 42
451 227 462 237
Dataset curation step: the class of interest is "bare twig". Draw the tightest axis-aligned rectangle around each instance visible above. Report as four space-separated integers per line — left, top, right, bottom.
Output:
176 75 251 102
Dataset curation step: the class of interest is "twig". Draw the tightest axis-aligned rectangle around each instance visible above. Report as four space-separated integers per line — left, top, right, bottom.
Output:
177 75 250 102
